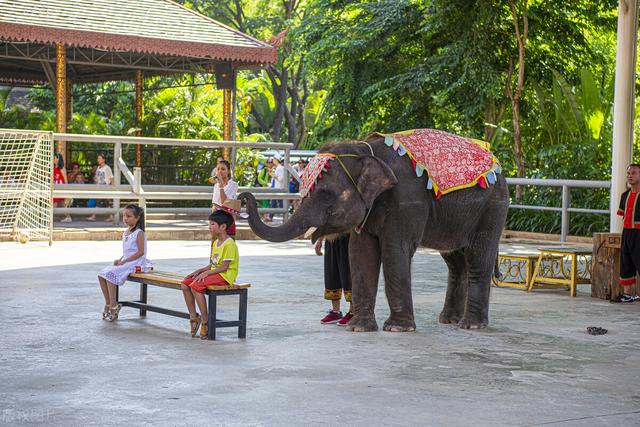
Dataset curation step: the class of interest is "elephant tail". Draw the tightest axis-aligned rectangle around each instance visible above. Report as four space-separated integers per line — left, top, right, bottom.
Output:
493 254 503 281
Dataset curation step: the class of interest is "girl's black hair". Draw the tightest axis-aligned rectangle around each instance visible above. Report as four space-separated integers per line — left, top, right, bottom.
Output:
124 204 145 232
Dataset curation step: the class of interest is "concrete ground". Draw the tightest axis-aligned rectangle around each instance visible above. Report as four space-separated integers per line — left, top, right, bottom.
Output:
0 240 639 427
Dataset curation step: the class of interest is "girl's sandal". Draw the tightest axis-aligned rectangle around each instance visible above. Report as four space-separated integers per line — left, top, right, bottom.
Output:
106 304 122 322
189 315 201 338
102 304 109 320
200 321 209 340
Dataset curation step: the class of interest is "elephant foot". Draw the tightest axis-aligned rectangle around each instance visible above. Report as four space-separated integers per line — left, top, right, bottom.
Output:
345 316 378 332
458 315 488 330
438 310 462 324
383 317 416 332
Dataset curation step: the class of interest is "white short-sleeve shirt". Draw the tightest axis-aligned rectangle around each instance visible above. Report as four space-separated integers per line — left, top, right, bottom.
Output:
212 180 239 206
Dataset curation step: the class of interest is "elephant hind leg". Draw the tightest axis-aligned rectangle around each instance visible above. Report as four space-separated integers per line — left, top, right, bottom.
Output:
439 249 467 324
458 234 498 329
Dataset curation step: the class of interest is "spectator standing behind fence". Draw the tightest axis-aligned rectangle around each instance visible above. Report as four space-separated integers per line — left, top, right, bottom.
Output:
53 154 73 223
67 162 80 184
315 235 353 326
87 154 114 222
269 154 286 219
615 163 640 303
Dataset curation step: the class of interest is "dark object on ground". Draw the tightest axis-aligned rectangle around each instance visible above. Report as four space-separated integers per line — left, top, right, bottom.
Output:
610 294 640 303
587 326 608 335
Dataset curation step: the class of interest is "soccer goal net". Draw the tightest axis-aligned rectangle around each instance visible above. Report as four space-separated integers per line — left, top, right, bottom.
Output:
0 129 53 243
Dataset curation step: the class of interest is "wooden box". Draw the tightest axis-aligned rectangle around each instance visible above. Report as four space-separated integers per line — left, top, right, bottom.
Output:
592 232 640 299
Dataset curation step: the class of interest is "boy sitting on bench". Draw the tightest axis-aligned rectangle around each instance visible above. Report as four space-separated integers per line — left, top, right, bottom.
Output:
181 209 239 339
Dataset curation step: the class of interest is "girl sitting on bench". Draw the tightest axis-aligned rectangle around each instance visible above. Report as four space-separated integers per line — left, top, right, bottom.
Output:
97 204 152 322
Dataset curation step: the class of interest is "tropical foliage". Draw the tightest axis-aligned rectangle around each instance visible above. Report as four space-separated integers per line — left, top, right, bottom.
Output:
1 0 637 235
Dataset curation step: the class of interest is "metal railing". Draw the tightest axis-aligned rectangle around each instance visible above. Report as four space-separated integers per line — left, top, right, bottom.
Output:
506 178 611 242
52 133 301 222
50 135 611 241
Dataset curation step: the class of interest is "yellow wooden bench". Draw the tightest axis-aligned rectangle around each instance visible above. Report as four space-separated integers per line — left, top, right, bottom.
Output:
118 271 251 340
527 247 592 297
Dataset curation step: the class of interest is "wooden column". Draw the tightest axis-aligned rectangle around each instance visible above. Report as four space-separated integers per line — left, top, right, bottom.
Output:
135 70 144 168
55 43 67 161
65 82 73 162
223 88 232 160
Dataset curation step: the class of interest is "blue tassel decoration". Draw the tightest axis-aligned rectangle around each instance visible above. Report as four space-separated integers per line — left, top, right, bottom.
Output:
397 145 407 156
427 177 433 190
384 136 394 147
487 171 496 184
415 164 425 177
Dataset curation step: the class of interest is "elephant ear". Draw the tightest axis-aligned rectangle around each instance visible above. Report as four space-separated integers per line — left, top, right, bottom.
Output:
356 156 398 208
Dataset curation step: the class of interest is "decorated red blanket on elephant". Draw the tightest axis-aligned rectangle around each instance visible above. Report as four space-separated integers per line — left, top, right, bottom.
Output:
299 128 501 200
369 128 501 199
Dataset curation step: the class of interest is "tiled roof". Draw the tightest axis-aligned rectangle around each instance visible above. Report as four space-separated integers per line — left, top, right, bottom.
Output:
0 0 277 64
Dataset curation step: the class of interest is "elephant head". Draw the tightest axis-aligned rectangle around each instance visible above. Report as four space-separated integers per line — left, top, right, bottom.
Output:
240 142 398 242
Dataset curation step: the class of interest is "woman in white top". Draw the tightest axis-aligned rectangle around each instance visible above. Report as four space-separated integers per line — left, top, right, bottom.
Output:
212 160 238 207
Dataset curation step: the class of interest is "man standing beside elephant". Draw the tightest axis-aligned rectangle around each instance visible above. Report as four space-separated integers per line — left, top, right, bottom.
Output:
315 236 353 326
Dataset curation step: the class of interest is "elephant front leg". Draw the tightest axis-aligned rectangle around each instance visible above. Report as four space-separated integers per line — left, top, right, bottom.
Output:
439 250 467 324
346 232 381 332
381 243 417 332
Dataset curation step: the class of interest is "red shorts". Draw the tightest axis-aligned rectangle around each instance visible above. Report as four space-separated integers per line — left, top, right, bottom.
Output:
182 273 228 294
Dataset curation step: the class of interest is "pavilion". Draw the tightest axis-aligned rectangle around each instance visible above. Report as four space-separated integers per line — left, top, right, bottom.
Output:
0 0 278 164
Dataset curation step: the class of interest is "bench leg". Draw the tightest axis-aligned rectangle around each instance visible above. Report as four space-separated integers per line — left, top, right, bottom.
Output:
207 293 217 340
238 289 248 339
139 283 148 317
115 284 119 303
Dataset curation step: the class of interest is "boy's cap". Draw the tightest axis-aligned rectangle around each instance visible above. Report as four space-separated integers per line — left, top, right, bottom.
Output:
273 153 282 161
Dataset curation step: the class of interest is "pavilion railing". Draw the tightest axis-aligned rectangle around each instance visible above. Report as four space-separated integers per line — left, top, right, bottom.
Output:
52 133 301 223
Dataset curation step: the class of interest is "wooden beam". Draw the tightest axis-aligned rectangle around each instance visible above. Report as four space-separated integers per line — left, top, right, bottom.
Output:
55 43 67 161
223 88 232 160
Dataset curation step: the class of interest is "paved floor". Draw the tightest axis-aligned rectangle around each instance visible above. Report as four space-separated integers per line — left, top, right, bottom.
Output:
0 240 638 426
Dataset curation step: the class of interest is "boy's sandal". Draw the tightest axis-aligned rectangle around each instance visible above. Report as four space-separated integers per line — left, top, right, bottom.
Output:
190 315 202 338
106 304 122 322
102 304 110 320
200 321 209 340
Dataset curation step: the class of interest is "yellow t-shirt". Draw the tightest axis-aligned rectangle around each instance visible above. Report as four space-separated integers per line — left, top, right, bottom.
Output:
210 237 239 285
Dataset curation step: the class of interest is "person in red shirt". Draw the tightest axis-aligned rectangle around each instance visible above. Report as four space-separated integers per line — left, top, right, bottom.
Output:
52 155 72 223
616 163 640 302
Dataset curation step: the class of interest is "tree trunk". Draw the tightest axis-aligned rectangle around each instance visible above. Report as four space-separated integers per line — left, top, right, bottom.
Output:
508 0 528 200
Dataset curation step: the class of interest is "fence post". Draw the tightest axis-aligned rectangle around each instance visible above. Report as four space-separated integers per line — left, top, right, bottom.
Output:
283 147 291 221
561 185 571 242
134 167 145 210
113 142 121 225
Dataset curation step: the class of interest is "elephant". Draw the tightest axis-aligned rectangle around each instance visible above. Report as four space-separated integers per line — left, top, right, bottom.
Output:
240 134 509 331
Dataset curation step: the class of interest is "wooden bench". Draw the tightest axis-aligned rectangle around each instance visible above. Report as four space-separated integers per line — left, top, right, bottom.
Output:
116 271 250 340
527 247 592 297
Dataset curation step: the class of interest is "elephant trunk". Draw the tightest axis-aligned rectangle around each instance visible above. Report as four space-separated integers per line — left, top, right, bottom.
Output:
239 192 309 242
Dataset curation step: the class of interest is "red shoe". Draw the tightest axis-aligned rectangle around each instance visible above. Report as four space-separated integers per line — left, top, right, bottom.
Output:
320 310 343 324
337 312 353 326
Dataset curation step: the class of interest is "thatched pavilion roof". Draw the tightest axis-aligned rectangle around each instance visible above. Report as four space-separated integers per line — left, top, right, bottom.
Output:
0 0 277 85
